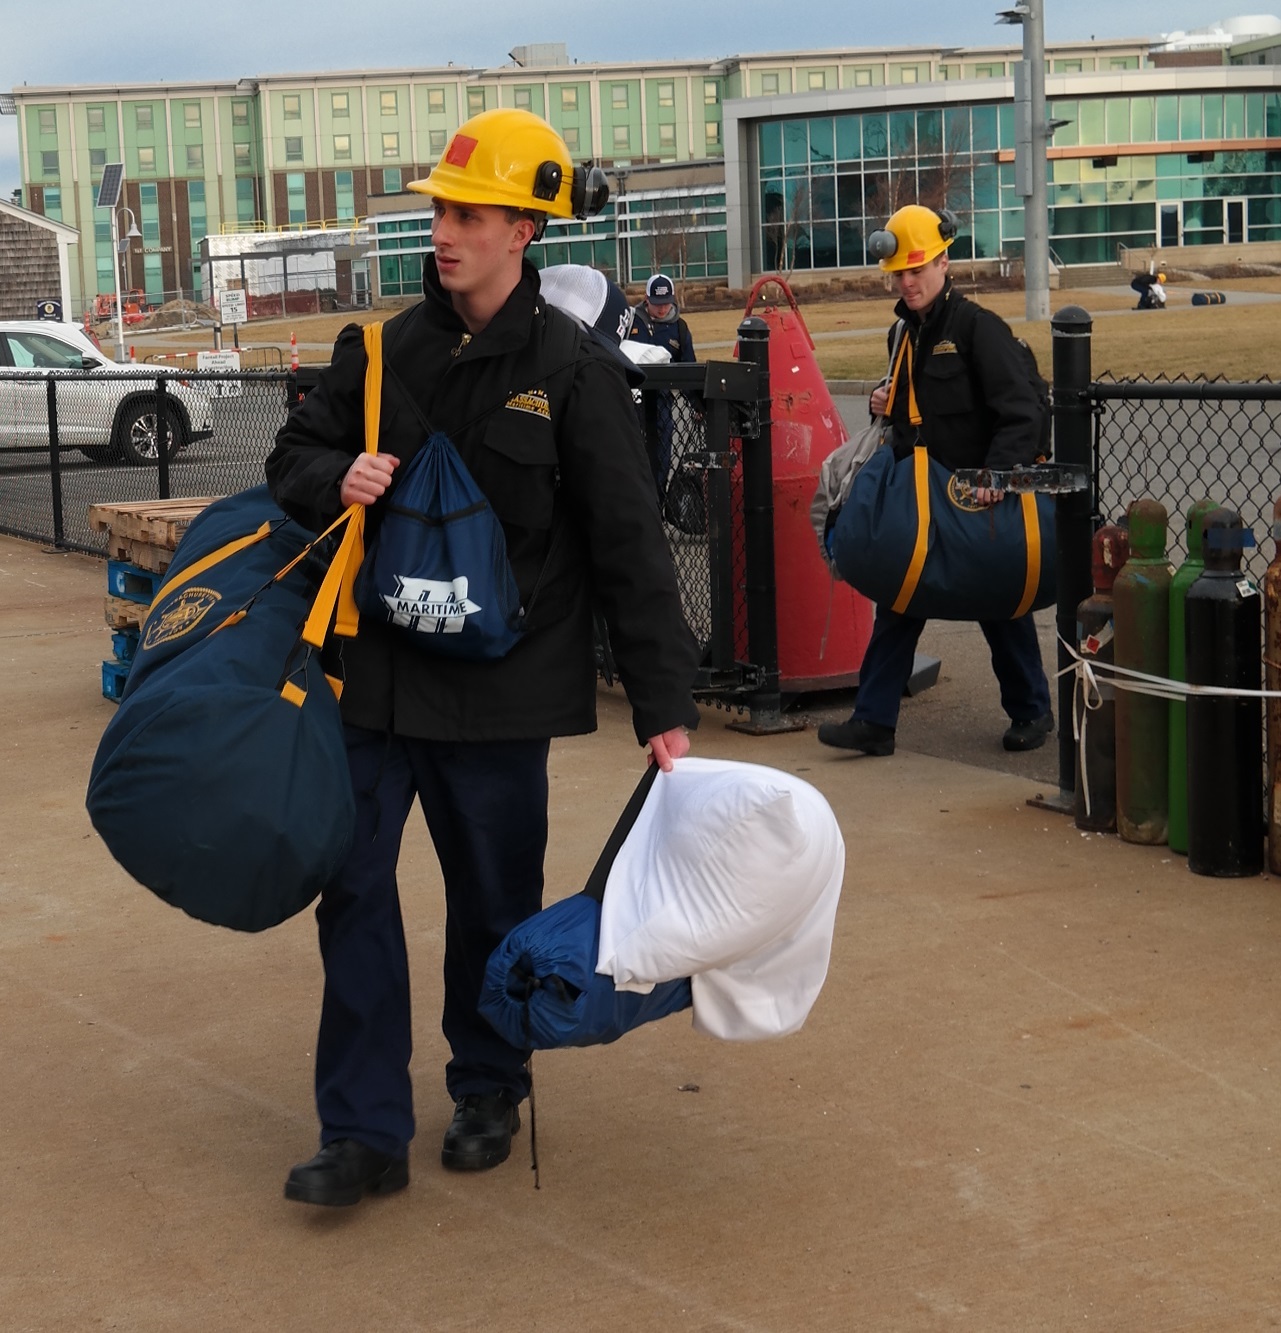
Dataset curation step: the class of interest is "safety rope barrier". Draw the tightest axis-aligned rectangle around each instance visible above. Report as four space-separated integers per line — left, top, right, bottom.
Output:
1057 634 1281 819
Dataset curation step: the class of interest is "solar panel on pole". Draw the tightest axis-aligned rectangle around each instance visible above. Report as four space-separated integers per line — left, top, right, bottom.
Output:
97 163 124 210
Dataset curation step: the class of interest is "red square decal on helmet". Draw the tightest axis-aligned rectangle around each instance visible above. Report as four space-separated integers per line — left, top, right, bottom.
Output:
446 134 478 167
907 248 926 264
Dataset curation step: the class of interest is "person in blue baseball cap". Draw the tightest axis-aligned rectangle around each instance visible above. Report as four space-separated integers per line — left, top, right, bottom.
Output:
627 274 697 499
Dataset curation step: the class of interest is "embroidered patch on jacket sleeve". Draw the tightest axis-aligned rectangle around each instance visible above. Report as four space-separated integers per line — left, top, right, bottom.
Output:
505 388 551 419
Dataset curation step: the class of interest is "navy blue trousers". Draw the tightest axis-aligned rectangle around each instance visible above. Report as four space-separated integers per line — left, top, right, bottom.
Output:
313 725 550 1157
853 607 1051 731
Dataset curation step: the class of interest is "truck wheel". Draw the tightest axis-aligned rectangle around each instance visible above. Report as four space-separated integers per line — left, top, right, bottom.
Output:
114 399 187 465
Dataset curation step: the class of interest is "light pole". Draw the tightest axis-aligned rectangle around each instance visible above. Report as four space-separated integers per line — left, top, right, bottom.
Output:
998 0 1058 323
110 206 142 362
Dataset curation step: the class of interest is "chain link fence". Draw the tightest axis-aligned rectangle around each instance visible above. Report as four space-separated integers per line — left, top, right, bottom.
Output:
1091 375 1281 581
0 354 786 719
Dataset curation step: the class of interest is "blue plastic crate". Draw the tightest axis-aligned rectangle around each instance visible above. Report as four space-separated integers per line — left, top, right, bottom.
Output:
110 629 140 664
101 659 129 704
106 560 164 605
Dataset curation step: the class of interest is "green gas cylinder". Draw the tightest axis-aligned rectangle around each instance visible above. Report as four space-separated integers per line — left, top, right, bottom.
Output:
1168 498 1220 855
1113 498 1173 845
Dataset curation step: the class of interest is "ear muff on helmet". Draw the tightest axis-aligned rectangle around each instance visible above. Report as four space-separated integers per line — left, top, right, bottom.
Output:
534 160 610 219
869 204 959 271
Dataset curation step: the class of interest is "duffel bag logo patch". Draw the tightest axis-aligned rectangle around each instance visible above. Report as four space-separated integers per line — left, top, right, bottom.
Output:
382 574 481 634
945 475 987 514
143 586 222 649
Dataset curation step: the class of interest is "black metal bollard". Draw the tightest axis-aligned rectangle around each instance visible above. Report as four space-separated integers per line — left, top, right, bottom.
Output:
1185 508 1264 877
731 316 790 732
1051 306 1096 803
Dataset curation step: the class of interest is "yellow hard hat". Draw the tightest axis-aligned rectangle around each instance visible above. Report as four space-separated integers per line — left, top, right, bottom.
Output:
409 108 608 220
1157 272 1166 282
867 205 958 272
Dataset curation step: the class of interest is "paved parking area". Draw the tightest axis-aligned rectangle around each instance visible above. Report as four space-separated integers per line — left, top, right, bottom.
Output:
5 534 1281 1329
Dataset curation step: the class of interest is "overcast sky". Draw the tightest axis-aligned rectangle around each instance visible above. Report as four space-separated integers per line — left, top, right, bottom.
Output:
0 1 1248 201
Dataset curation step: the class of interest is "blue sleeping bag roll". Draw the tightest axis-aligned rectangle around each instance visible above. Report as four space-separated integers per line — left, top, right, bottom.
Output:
479 765 693 1049
479 894 692 1049
86 485 356 932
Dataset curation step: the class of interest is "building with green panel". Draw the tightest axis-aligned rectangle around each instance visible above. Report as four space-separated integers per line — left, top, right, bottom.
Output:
9 33 1280 316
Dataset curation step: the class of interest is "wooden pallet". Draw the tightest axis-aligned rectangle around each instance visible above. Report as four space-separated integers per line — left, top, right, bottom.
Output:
104 594 146 631
87 497 219 567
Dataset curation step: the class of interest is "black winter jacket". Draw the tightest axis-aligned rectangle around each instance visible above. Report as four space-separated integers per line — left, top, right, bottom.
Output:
265 256 701 745
885 278 1042 473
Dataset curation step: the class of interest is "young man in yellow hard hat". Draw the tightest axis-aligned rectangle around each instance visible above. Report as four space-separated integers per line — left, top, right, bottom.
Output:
818 203 1053 757
267 108 699 1207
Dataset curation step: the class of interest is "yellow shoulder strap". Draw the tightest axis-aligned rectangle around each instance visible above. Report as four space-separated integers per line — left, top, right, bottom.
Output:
300 320 383 650
890 446 931 615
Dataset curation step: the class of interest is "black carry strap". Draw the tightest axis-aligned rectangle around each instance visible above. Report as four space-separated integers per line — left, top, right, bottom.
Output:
582 763 661 903
524 760 660 1190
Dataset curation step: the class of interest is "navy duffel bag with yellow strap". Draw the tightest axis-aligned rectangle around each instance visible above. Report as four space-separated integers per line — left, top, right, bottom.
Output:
829 443 1055 622
85 331 386 932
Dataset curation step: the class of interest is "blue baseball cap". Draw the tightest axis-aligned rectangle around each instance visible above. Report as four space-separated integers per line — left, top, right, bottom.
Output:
646 273 675 302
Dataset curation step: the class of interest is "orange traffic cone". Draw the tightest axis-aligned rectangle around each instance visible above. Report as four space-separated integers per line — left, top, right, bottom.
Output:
289 332 299 372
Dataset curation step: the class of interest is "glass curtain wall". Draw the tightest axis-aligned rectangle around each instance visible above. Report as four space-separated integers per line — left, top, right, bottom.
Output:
756 91 1281 269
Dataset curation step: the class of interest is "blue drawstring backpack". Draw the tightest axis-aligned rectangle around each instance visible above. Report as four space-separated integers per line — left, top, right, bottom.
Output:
353 307 582 660
354 429 526 659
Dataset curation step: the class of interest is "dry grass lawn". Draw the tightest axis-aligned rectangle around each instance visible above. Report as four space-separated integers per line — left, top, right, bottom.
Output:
142 275 1281 384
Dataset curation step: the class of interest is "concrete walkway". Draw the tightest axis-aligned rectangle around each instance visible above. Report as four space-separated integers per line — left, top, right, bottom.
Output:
4 534 1281 1331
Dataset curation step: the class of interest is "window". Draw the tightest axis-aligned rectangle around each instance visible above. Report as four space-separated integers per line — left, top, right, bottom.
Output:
38 108 56 135
659 124 676 150
467 88 486 115
560 87 578 111
135 104 153 130
186 144 204 171
429 129 446 153
612 85 629 109
382 167 402 193
87 106 105 133
232 100 250 126
286 171 307 224
657 81 675 108
43 187 61 220
808 71 827 91
899 67 919 84
380 90 398 116
514 88 532 110
285 136 303 162
613 125 630 151
283 93 302 120
335 169 355 221
853 69 873 87
138 146 156 172
236 176 256 223
704 80 719 105
562 125 579 151
234 143 251 168
705 121 721 148
184 102 201 128
41 151 58 175
334 133 351 159
89 148 106 168
762 73 779 95
331 92 349 117
427 88 445 113
382 132 400 158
